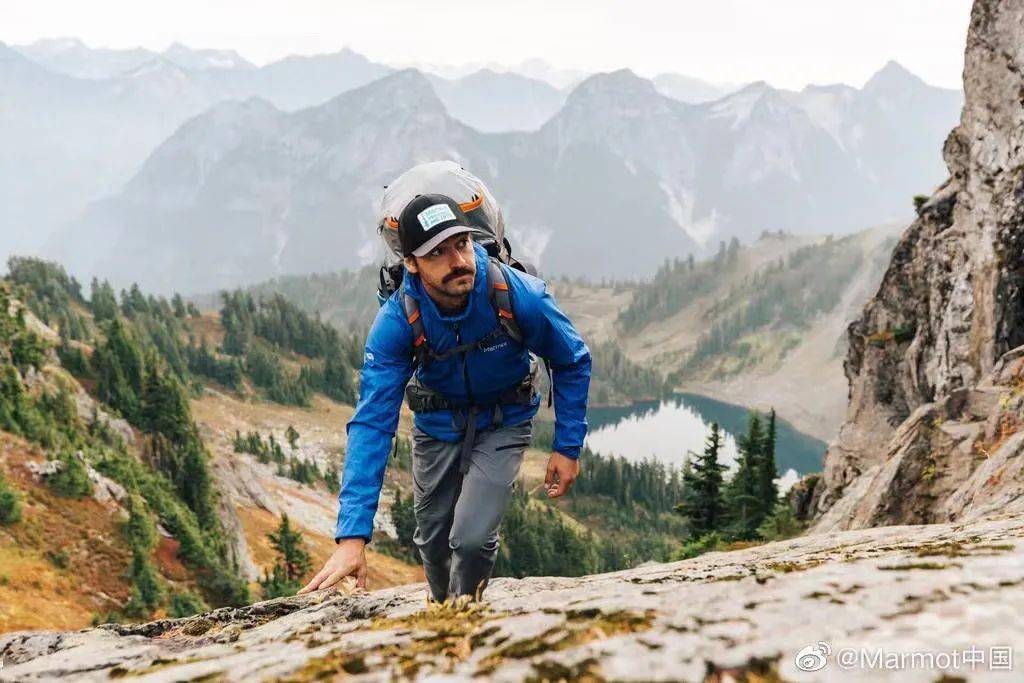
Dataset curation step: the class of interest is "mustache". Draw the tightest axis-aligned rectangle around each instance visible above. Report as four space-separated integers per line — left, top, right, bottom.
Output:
443 267 474 283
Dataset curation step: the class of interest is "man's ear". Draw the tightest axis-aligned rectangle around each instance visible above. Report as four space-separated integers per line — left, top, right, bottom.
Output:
403 256 418 274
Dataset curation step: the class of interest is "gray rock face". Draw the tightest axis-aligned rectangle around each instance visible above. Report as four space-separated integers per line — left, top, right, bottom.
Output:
810 0 1024 529
2 512 1022 681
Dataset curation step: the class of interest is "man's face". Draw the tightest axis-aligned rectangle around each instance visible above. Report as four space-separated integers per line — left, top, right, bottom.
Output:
405 232 476 300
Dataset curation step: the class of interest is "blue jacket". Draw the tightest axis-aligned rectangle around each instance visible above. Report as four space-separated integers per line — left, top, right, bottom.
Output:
335 242 591 541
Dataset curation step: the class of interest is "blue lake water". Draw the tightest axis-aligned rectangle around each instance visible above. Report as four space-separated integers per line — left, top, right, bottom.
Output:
585 393 826 491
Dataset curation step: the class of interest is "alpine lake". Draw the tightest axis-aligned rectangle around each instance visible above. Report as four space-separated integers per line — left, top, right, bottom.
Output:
585 392 826 492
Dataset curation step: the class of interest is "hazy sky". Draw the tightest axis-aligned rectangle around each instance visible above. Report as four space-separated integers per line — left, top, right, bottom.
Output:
4 0 973 89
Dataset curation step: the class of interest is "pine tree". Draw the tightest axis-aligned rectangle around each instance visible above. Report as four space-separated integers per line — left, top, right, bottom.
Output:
124 495 158 553
285 425 300 451
676 422 727 537
756 409 780 522
724 413 764 540
0 470 22 524
124 549 162 617
391 489 417 550
90 278 118 321
268 513 311 584
171 293 187 318
139 363 195 445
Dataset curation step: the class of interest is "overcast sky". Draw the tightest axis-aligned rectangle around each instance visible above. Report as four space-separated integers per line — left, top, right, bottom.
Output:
4 0 973 89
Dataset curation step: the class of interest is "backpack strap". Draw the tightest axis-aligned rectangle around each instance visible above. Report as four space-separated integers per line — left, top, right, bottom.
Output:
489 259 553 408
401 290 430 368
487 258 524 345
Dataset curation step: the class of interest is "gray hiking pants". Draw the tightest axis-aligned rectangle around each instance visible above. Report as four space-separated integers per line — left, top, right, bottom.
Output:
411 419 532 602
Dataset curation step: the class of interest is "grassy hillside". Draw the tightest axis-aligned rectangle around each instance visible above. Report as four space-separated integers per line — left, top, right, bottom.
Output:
1 256 710 631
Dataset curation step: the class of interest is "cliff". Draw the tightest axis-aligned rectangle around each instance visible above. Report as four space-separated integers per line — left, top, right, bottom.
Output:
808 0 1024 530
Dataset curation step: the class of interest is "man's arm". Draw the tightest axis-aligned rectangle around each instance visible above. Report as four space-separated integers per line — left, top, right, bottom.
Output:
300 301 413 594
335 302 414 541
508 268 592 495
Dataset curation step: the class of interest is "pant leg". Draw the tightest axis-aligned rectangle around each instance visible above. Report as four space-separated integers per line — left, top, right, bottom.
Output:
410 425 463 603
448 419 532 599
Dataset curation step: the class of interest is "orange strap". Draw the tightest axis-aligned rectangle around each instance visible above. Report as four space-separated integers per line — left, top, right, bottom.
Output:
459 194 484 212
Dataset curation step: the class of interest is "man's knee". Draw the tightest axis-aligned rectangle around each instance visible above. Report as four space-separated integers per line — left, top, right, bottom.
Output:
449 526 499 559
413 510 452 558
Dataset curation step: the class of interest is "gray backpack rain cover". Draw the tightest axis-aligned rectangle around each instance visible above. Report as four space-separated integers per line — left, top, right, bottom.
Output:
377 161 507 263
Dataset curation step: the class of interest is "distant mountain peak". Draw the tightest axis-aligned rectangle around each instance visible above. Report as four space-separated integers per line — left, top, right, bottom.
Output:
120 56 190 80
864 59 927 92
567 69 661 105
26 36 87 52
312 67 446 118
162 42 255 70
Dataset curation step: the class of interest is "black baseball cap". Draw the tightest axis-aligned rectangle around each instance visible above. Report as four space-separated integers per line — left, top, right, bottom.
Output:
398 193 475 257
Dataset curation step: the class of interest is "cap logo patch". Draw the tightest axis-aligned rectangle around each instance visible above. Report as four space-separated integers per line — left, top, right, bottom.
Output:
417 203 457 230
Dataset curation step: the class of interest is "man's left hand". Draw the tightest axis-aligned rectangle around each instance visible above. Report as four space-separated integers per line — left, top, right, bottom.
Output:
545 451 580 498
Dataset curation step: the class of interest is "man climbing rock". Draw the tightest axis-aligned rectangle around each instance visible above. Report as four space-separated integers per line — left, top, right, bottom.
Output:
300 162 591 602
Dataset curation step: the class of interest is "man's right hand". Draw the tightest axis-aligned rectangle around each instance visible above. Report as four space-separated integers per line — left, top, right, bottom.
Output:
298 538 368 594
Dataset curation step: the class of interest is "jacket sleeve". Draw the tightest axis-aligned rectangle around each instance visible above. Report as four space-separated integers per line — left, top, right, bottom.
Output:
335 300 414 542
509 268 592 459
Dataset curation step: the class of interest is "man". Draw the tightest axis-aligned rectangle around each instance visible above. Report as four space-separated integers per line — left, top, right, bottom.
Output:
300 191 591 602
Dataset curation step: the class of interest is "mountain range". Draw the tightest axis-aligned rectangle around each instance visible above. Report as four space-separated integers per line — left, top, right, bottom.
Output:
47 60 960 293
4 38 961 292
0 39 565 257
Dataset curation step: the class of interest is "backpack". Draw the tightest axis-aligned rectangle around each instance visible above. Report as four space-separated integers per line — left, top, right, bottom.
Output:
375 161 536 367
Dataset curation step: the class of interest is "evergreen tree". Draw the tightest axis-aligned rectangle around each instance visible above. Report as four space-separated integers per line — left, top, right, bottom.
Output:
171 293 188 318
139 364 195 445
756 409 780 520
124 495 158 553
90 278 119 321
94 319 145 422
285 425 300 451
124 549 162 617
269 513 311 584
724 413 764 540
0 470 22 524
676 422 727 537
391 489 417 550
178 440 217 530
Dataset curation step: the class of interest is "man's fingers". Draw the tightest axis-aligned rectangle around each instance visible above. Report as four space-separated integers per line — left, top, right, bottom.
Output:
356 562 368 589
318 568 349 591
298 567 329 595
544 460 557 487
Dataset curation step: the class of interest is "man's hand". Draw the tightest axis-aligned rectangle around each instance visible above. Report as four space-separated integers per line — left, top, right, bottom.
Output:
545 451 580 498
298 538 368 594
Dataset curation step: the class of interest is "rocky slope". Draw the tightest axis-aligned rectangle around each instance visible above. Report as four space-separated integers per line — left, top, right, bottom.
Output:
2 511 1021 681
808 0 1024 530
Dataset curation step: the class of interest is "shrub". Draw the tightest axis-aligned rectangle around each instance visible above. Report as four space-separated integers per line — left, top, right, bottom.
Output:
913 194 929 215
48 452 93 498
0 472 22 524
123 550 162 617
123 495 158 553
670 532 722 560
168 591 208 618
756 501 806 541
46 549 70 569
